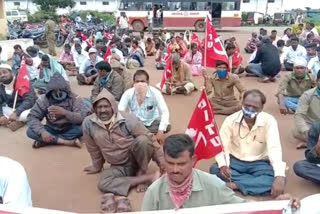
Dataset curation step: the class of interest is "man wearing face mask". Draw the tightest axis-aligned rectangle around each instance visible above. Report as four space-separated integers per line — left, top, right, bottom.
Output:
91 61 124 102
82 89 164 212
277 57 316 115
0 64 36 131
203 61 246 115
119 70 170 145
26 73 90 148
157 53 195 95
109 41 125 65
77 48 103 85
33 55 69 94
210 89 286 197
293 70 320 149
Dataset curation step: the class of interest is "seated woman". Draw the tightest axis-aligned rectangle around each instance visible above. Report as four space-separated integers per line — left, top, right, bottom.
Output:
145 38 155 56
176 36 188 57
155 42 167 70
183 43 202 76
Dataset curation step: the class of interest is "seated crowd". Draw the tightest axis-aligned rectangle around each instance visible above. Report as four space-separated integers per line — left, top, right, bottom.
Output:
1 22 320 213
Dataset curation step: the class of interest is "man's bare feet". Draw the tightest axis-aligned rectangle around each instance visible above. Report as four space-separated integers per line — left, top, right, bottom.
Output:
74 139 82 148
296 142 307 150
288 108 295 114
226 182 239 190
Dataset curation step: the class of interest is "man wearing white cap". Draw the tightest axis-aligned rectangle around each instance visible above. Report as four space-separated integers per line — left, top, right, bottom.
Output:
77 47 103 85
293 70 320 149
0 64 36 131
277 57 316 115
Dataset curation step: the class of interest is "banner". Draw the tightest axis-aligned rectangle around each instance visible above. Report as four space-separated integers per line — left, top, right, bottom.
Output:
14 58 30 97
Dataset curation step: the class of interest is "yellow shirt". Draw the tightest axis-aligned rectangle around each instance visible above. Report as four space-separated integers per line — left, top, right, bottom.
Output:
216 111 286 177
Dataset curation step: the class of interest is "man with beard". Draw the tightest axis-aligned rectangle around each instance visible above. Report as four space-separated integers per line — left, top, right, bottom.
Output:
91 61 124 102
82 89 164 213
119 70 170 145
0 64 36 131
77 48 103 85
142 134 300 211
26 73 89 148
210 89 286 197
156 53 195 95
33 55 69 94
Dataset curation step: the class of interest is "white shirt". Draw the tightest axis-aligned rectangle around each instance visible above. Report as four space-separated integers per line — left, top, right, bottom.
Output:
308 57 320 77
285 45 307 64
118 86 170 131
0 156 32 207
279 46 289 64
311 27 319 38
148 13 153 24
281 34 290 43
73 51 89 68
119 16 129 29
156 9 162 18
139 41 146 56
27 56 41 80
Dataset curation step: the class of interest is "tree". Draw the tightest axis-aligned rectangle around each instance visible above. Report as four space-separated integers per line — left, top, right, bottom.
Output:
33 0 75 11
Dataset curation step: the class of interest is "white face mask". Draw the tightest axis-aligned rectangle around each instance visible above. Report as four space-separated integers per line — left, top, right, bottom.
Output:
134 82 148 105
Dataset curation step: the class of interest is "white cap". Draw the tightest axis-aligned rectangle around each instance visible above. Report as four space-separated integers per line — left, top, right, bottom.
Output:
88 48 97 54
294 57 307 68
0 64 12 70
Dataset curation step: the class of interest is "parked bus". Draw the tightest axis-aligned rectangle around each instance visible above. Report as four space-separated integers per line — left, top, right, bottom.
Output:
117 0 242 32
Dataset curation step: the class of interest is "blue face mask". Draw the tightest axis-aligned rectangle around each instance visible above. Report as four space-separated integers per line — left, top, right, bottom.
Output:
242 106 258 119
216 70 228 79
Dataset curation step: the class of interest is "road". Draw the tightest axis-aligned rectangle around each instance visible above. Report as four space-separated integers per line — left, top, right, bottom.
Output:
0 27 319 213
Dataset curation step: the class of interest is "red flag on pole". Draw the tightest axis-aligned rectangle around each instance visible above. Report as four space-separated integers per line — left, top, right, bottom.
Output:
104 47 112 63
161 46 171 62
14 59 30 97
160 54 172 90
202 16 228 68
186 90 223 165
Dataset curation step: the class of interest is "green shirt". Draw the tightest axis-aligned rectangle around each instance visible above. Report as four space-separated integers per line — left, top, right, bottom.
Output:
141 169 246 211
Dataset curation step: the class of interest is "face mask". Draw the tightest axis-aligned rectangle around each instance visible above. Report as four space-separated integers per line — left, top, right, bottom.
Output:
134 82 148 105
51 91 68 101
111 48 116 53
216 70 228 79
76 49 81 54
294 72 306 80
242 106 258 119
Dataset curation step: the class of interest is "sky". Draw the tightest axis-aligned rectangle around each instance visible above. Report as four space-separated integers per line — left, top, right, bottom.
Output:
283 0 320 9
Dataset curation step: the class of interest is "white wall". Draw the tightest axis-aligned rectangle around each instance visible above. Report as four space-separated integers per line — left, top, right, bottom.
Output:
4 0 119 14
240 0 284 15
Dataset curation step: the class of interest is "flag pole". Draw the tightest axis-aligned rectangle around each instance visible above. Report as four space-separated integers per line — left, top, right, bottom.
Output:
204 17 207 68
12 90 19 112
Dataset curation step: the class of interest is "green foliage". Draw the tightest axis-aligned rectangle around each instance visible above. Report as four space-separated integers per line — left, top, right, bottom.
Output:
70 10 116 24
33 0 75 11
28 10 59 23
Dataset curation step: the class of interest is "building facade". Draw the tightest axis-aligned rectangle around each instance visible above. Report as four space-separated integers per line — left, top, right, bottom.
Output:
4 0 120 14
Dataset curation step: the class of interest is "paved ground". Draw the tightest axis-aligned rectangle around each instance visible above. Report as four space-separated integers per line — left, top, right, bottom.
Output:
1 27 320 213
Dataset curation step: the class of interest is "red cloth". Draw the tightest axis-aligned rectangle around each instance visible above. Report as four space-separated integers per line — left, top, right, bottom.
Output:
202 16 229 69
191 33 202 50
186 90 223 165
160 54 173 89
161 47 171 63
104 47 112 63
104 32 114 40
14 59 30 97
232 48 243 67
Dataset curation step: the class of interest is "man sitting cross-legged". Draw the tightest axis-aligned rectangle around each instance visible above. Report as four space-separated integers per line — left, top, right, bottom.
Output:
26 73 89 148
82 89 164 213
210 89 287 197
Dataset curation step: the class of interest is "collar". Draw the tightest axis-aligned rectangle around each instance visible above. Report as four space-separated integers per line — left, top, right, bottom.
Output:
90 112 125 130
213 72 229 81
234 111 265 128
165 170 203 193
291 72 310 80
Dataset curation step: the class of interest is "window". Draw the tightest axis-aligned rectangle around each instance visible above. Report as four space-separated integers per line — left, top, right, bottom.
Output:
222 1 240 11
6 11 12 16
166 2 181 11
14 2 20 6
11 11 18 16
79 1 86 5
268 0 275 2
102 1 109 5
243 0 250 3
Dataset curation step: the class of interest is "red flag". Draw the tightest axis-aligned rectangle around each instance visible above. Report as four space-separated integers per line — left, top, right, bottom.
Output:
104 32 114 41
191 33 201 50
202 16 228 68
186 90 223 164
161 46 171 63
232 47 243 68
14 59 30 97
160 54 172 90
104 47 112 63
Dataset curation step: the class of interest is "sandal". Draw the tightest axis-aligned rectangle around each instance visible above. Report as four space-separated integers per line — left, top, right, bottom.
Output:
116 197 132 213
100 193 116 213
32 141 44 149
